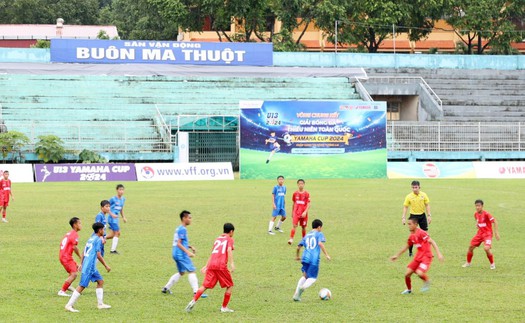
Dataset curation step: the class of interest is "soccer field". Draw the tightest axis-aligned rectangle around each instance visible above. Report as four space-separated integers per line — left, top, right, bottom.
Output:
1 178 524 322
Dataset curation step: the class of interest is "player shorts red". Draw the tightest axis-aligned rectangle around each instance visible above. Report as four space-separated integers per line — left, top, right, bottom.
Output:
292 214 308 227
470 234 492 247
203 269 234 289
0 194 7 207
407 257 432 273
60 259 78 274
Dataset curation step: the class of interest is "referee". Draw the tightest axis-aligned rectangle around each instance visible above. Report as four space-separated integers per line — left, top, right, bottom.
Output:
402 180 431 257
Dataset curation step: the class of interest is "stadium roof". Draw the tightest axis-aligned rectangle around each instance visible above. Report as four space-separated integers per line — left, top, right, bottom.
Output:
0 24 119 40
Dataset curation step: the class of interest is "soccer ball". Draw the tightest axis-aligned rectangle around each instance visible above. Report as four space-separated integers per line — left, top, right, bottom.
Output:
319 288 331 300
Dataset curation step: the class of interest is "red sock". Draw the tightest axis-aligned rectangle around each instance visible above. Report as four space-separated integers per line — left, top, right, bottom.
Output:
467 251 473 263
487 254 494 264
222 292 232 308
61 281 71 292
290 228 296 239
419 273 429 282
405 276 412 290
193 290 204 301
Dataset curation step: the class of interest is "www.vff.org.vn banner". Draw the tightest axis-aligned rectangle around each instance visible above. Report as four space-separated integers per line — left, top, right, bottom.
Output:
135 162 234 181
50 39 273 66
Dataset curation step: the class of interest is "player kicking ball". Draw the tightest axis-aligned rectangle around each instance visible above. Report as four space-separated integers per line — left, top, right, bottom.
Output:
65 222 111 312
462 199 500 269
293 219 331 301
185 223 235 313
390 217 444 294
265 132 280 164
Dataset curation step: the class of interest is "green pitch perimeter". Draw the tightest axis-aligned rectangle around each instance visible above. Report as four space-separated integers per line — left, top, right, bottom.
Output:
1 179 523 322
240 148 387 179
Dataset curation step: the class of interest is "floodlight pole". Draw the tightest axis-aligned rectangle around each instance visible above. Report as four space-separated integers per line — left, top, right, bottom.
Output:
393 24 396 54
335 20 338 53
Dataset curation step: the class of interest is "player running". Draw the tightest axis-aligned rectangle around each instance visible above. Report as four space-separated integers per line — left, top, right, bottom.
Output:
462 199 500 269
162 210 207 298
58 217 82 297
65 222 111 312
268 175 286 235
265 132 280 164
185 223 236 313
402 180 431 256
390 217 444 294
95 200 111 256
293 219 331 301
106 184 127 254
288 179 310 245
0 170 14 223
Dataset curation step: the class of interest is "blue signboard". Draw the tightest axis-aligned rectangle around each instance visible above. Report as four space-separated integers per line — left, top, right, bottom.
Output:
50 39 273 66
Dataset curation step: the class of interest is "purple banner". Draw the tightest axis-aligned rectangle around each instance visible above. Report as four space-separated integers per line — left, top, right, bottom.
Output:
34 164 137 182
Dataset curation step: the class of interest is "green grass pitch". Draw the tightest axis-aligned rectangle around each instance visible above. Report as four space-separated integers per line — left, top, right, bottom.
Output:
1 178 524 322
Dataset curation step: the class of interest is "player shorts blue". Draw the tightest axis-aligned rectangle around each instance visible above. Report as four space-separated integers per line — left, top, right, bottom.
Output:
108 220 120 231
301 263 319 279
272 208 286 217
79 269 103 288
173 256 196 273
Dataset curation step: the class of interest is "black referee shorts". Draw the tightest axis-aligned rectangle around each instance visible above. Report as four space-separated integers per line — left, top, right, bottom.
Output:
409 213 428 231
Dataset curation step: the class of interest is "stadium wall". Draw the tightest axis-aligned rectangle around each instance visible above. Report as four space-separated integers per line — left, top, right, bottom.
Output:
1 48 524 70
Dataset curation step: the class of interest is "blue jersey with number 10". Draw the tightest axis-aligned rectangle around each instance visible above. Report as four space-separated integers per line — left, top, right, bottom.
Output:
298 230 326 265
81 233 103 275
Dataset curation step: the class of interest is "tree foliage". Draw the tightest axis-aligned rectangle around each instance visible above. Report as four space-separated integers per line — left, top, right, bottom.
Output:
0 131 30 163
445 0 525 54
35 135 66 163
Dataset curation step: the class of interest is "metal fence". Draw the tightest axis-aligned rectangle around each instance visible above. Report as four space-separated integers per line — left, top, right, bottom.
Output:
388 121 525 151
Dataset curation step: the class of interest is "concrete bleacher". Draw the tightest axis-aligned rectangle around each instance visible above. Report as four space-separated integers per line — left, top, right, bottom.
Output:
0 73 360 158
367 68 525 122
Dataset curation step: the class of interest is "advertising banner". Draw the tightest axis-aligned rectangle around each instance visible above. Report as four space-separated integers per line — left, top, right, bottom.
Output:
34 164 136 182
472 161 525 179
0 164 35 183
239 100 387 179
387 162 476 179
135 162 234 181
50 39 273 66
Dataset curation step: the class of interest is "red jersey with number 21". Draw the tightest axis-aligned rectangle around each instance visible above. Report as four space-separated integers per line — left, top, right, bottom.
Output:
408 228 432 261
59 230 79 262
207 234 234 270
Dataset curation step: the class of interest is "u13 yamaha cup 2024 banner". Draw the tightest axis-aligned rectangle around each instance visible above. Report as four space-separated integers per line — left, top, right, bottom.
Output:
239 100 387 179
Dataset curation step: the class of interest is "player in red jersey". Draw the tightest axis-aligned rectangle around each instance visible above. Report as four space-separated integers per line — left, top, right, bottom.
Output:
58 217 83 297
390 217 444 294
462 199 500 269
185 223 235 313
0 170 14 223
288 179 310 245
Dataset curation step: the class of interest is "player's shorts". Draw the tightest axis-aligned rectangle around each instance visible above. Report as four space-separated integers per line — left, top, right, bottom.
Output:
272 208 286 217
79 269 103 288
203 269 234 289
1 195 9 207
60 259 78 274
174 256 196 273
292 213 308 227
301 262 319 279
470 234 492 247
407 257 432 273
108 220 120 232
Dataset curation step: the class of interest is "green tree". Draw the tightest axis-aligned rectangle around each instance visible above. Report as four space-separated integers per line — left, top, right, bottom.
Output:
0 131 30 163
78 149 107 163
0 0 53 24
35 135 66 163
445 0 525 54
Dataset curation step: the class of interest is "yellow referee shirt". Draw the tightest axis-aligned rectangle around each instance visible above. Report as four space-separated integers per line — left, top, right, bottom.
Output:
403 191 429 215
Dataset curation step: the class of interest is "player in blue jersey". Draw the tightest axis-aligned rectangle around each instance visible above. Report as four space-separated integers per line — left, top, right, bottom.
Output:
65 222 111 312
162 210 207 298
106 184 127 254
293 219 331 301
268 175 286 235
95 200 110 256
265 132 280 164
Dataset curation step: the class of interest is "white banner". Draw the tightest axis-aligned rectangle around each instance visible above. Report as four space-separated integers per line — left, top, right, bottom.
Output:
135 162 234 181
473 162 525 179
0 164 34 183
178 132 189 163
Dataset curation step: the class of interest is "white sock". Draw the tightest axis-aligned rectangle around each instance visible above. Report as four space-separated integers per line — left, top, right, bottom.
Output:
302 278 317 289
276 220 283 229
96 288 104 305
165 273 181 289
111 237 119 251
67 290 81 307
268 221 274 232
188 273 199 293
295 276 306 294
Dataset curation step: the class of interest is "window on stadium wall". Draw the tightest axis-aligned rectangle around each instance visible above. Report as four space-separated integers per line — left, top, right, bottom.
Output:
189 132 239 170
